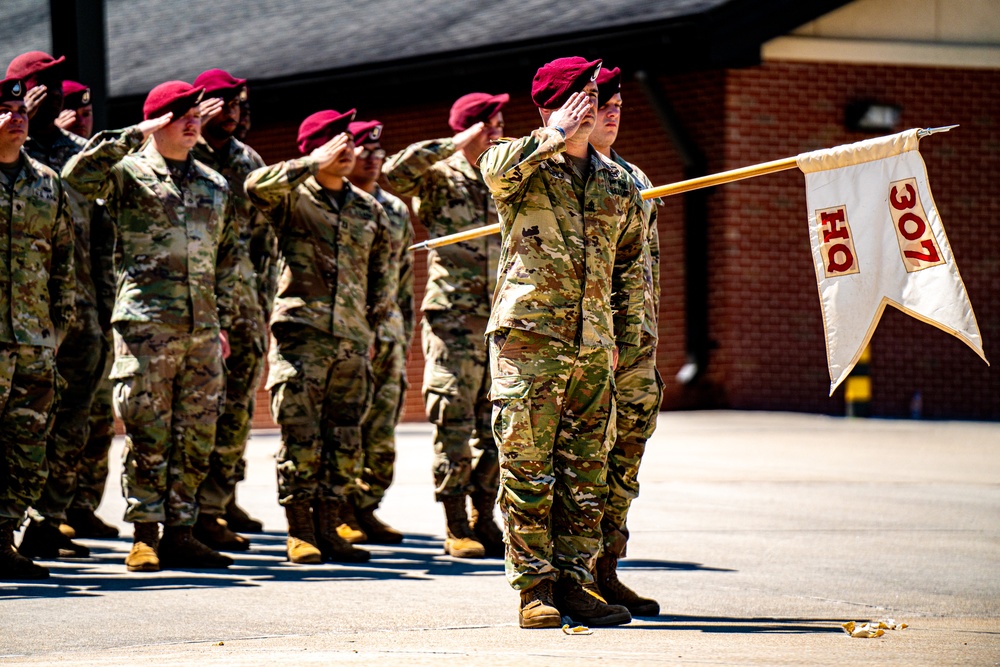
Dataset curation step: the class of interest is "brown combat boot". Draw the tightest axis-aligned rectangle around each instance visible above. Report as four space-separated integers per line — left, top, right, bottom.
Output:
555 578 632 627
158 525 233 569
334 502 367 544
224 496 264 533
596 552 660 616
314 498 370 563
17 518 90 559
442 496 485 558
284 501 322 564
470 491 505 558
0 520 49 580
355 506 404 545
518 579 562 628
66 507 119 539
194 513 251 552
125 522 160 572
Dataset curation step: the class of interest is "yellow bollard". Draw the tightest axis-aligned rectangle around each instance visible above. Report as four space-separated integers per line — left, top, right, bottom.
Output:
844 346 872 417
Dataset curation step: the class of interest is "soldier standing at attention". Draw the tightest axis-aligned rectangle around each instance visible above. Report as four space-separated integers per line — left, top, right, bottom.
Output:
56 80 94 139
245 110 393 565
588 66 662 616
0 76 76 579
382 92 509 559
6 52 104 560
63 80 239 572
190 69 268 551
479 57 646 628
339 119 414 545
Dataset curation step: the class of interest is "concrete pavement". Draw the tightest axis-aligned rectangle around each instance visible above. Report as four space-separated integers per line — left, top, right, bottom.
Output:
2 411 998 665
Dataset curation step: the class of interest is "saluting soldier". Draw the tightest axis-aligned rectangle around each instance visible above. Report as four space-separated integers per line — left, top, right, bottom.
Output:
340 119 414 545
0 76 76 580
190 68 268 551
245 110 394 565
382 92 509 558
56 80 94 139
63 80 240 572
588 65 661 616
479 57 646 628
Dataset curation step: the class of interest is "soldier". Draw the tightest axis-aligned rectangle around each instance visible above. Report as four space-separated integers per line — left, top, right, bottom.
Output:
588 66 662 616
6 51 107 559
245 109 393 565
56 80 94 139
340 119 414 545
0 76 76 579
479 56 645 628
190 69 268 551
382 92 509 559
63 80 239 572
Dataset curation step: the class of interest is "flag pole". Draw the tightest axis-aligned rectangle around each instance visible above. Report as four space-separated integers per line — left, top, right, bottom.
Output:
408 127 957 251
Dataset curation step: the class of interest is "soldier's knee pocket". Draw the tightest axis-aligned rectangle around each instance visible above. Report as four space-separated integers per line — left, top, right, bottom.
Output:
491 374 544 460
109 355 152 424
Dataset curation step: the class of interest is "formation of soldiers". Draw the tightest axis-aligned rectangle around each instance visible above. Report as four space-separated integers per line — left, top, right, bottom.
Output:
0 51 664 629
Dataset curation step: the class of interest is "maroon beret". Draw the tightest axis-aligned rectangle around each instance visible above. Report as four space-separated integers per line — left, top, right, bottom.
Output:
0 77 26 104
63 80 91 110
143 81 205 121
448 92 509 132
348 120 383 145
193 68 247 101
596 67 621 108
6 51 65 89
531 57 602 109
297 109 357 154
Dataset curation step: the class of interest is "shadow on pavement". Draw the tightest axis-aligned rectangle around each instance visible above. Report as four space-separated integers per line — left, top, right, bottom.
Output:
631 614 848 634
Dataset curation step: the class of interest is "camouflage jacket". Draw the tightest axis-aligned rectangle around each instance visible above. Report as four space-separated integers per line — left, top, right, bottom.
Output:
383 137 500 316
612 151 661 342
26 128 113 314
191 136 268 327
0 152 76 347
62 126 239 331
479 127 646 348
372 184 416 346
245 157 394 348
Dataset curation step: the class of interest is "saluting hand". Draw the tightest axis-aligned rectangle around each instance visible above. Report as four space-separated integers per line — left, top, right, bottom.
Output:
546 92 593 140
0 112 11 131
199 97 224 121
453 121 485 150
310 132 352 170
55 108 77 131
138 112 174 138
24 85 47 119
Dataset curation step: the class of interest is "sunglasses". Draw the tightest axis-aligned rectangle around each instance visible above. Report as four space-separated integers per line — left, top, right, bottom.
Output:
357 147 386 160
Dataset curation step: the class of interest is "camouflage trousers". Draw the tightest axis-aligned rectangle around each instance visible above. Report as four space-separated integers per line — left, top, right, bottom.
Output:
32 306 107 522
112 322 225 527
354 338 407 511
422 310 498 502
197 316 266 516
268 324 373 506
69 355 115 513
603 337 662 556
489 328 616 591
0 344 57 523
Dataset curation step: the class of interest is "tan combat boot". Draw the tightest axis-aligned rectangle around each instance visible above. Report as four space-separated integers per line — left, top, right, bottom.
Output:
334 502 367 544
158 525 233 569
284 501 322 564
355 505 404 545
555 578 632 627
314 498 370 563
66 507 119 539
470 491 505 558
224 496 263 533
125 522 160 572
194 513 251 551
595 551 660 616
442 496 485 558
518 579 562 629
18 518 90 559
0 520 49 580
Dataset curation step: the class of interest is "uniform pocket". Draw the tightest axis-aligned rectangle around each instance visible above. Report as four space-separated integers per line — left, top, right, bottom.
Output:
490 374 540 460
108 355 143 380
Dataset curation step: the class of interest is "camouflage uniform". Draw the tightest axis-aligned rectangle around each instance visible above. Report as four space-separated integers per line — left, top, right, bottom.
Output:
479 127 645 590
0 153 76 524
62 126 238 527
191 136 268 516
354 185 414 511
245 157 393 506
383 138 500 503
604 153 663 556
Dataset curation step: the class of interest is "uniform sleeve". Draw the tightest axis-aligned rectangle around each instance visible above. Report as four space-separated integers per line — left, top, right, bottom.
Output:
61 126 145 200
611 193 646 348
648 205 661 320
89 202 116 333
215 191 240 331
398 215 416 346
244 157 316 218
366 206 395 337
50 186 77 342
479 127 565 202
382 138 456 197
